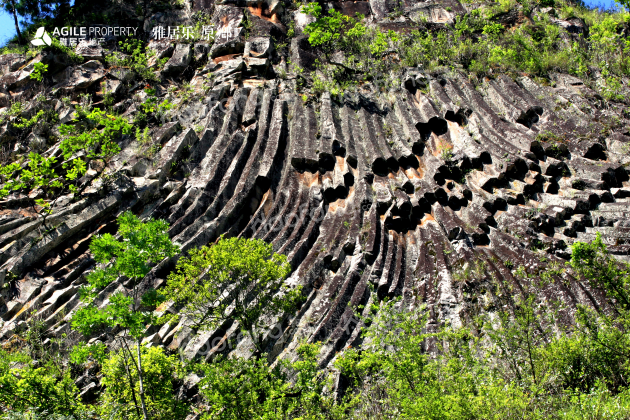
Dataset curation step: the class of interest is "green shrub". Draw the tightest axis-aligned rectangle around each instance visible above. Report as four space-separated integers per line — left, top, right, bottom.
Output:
106 39 157 82
0 349 85 416
99 346 189 420
303 2 629 100
43 37 84 64
29 62 48 83
0 152 61 199
303 2 366 58
163 236 300 353
198 343 340 420
71 211 179 420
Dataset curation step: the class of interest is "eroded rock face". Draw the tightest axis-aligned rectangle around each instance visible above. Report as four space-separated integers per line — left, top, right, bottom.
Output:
163 43 192 75
209 5 245 58
0 54 27 77
75 40 104 60
290 35 318 70
0 58 40 91
0 2 629 393
52 60 105 93
147 39 175 67
244 37 273 58
2 68 629 364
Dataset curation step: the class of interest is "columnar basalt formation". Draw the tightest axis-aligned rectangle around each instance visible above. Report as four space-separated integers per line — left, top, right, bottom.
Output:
0 0 628 398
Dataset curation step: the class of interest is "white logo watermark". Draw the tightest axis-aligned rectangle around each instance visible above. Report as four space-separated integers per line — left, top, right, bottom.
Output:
31 27 52 46
29 24 238 48
30 26 140 47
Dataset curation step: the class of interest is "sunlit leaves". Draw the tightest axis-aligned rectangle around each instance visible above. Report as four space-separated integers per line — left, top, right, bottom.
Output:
0 107 130 201
198 343 332 420
0 152 59 199
163 236 300 351
99 346 189 420
571 232 630 309
59 107 132 161
303 2 366 56
71 212 179 339
69 341 108 365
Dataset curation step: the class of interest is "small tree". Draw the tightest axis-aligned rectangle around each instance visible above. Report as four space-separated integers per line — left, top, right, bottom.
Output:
1 0 24 45
0 347 85 416
71 212 179 420
302 3 366 57
198 343 335 420
99 346 189 420
571 232 630 310
163 236 302 354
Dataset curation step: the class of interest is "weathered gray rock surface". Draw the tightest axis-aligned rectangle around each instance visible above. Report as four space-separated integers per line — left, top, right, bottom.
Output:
0 0 628 397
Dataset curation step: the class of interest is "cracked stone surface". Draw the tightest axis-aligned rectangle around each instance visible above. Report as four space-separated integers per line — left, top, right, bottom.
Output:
0 1 628 388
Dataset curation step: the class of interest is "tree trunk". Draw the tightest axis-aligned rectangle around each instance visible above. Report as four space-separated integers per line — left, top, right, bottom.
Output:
246 324 263 355
121 343 142 420
136 340 150 420
8 0 24 45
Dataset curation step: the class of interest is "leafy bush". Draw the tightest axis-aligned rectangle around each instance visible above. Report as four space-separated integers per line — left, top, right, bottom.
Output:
99 346 189 420
71 211 179 420
135 87 174 127
72 211 179 338
331 233 630 419
198 343 341 420
303 3 366 58
0 349 85 416
163 236 301 353
106 39 158 82
29 62 48 83
0 105 128 200
303 1 630 100
58 108 132 192
43 37 84 64
59 108 132 161
0 152 60 199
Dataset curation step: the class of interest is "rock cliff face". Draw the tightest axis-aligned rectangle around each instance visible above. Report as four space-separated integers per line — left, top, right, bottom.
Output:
0 0 629 369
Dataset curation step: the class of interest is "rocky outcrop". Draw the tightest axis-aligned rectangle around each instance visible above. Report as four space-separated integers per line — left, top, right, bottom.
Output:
2 67 629 359
163 43 192 75
52 60 106 93
0 0 628 395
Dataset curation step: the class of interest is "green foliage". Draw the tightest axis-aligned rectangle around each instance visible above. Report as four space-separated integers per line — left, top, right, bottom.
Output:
43 37 84 64
563 233 630 394
0 348 84 416
302 2 629 101
11 110 44 130
45 107 132 193
5 222 630 419
370 30 399 56
59 107 132 161
99 346 189 420
164 236 300 352
7 102 24 118
70 212 178 420
0 152 61 199
72 211 179 338
6 99 58 132
29 62 47 83
335 294 630 419
106 39 157 82
329 234 630 419
136 126 151 145
303 3 366 57
69 341 108 365
340 302 532 419
135 87 174 127
570 232 630 309
198 343 341 420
